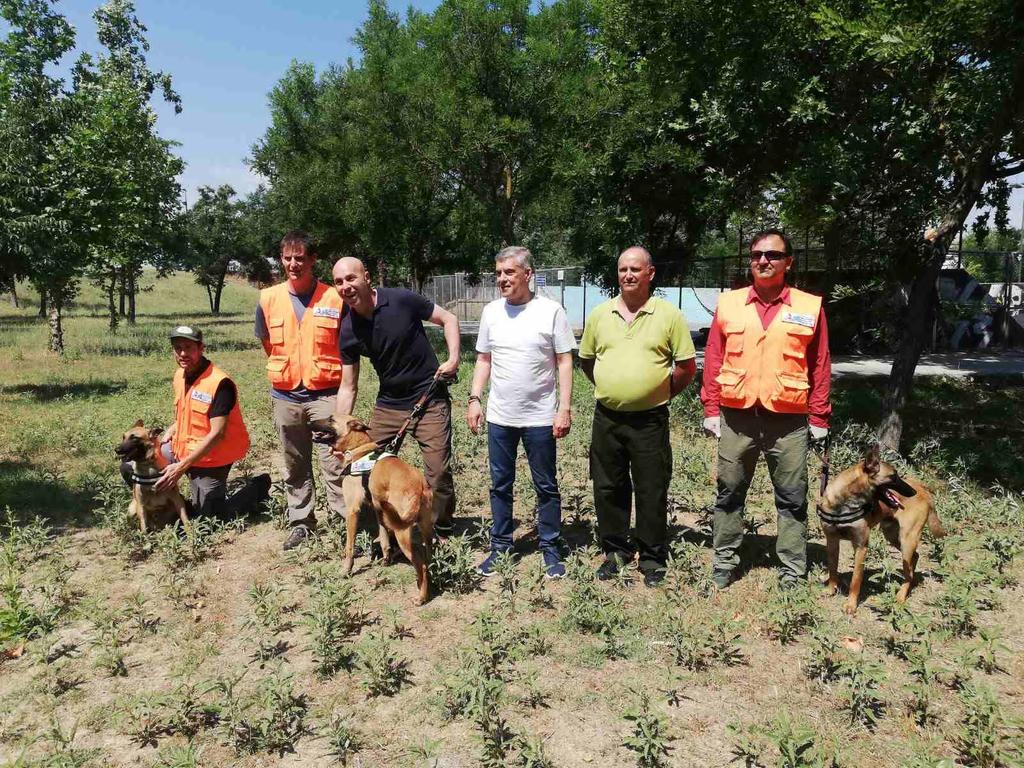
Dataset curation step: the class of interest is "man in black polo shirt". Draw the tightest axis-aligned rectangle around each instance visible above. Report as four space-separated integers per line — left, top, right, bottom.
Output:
332 257 461 536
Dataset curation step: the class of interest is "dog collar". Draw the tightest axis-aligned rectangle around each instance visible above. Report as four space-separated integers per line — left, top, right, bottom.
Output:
129 461 163 487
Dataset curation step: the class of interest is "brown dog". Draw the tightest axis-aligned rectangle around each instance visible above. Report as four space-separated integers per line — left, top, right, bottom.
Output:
818 446 945 615
320 415 433 605
115 421 190 533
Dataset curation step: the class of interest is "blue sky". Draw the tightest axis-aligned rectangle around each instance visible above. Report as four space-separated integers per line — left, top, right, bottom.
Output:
59 0 440 205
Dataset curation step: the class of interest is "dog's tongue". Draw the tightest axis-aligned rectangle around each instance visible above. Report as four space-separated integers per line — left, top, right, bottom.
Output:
884 489 903 508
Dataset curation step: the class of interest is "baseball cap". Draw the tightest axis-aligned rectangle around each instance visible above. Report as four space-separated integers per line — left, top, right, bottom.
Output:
169 325 203 344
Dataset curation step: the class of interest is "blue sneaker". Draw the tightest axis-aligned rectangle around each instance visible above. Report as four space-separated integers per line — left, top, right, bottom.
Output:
542 549 565 580
477 551 506 577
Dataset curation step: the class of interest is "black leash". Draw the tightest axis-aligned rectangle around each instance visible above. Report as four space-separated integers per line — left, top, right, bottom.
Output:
382 369 454 454
811 433 832 498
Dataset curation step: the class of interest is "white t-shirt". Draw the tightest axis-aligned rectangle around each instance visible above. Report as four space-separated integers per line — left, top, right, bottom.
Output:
475 296 576 427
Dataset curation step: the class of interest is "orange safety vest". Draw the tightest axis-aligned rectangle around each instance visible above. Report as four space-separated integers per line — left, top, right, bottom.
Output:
258 281 345 391
714 287 823 414
172 364 250 467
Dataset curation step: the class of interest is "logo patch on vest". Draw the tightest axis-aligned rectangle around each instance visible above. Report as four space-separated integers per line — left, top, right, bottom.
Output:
782 311 815 328
313 307 341 319
190 390 213 404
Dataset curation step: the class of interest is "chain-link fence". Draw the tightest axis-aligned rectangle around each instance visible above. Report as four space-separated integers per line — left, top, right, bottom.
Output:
421 249 1024 348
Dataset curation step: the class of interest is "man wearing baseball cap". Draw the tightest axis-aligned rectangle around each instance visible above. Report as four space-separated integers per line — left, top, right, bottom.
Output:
141 325 269 519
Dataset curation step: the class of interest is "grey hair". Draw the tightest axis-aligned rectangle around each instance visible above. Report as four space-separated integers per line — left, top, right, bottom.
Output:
619 246 653 267
495 246 533 271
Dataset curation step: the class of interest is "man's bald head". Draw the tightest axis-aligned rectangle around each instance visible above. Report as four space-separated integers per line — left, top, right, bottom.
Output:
618 246 653 268
333 256 374 313
334 256 367 275
616 245 655 303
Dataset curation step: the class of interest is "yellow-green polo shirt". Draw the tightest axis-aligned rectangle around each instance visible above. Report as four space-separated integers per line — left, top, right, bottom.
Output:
578 295 695 412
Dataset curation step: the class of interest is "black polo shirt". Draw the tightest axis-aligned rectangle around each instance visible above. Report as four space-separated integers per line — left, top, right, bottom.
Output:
185 358 236 418
339 287 440 410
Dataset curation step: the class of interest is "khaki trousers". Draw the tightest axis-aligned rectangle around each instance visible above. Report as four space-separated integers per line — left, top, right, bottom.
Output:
272 395 346 526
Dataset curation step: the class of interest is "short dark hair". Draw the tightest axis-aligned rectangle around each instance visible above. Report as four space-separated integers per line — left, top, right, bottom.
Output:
750 228 793 257
280 230 316 258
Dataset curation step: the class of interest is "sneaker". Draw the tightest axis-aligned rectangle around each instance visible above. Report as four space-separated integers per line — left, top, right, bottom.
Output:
596 554 627 581
476 550 508 577
642 567 666 587
282 524 311 551
542 550 566 580
712 568 734 590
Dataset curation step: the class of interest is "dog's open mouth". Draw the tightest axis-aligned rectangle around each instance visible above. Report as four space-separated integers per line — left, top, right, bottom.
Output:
882 488 903 508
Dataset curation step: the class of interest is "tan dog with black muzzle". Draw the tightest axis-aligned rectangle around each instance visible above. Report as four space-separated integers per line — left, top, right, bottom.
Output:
115 420 190 533
318 415 434 605
818 445 945 615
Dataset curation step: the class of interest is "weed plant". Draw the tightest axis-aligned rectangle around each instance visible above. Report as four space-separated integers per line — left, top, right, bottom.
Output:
622 692 672 768
354 630 410 697
429 534 481 594
302 569 365 678
837 653 886 729
761 582 820 645
956 683 1011 768
220 667 308 756
322 712 361 765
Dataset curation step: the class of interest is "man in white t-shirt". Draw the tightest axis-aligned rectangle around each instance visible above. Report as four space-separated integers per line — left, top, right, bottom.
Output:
467 246 576 578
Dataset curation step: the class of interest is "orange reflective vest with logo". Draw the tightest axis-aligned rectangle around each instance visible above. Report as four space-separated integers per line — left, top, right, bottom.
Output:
714 287 823 414
258 281 345 391
172 364 250 467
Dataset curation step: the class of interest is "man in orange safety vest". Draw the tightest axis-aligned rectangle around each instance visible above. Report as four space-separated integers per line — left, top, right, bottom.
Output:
700 228 832 591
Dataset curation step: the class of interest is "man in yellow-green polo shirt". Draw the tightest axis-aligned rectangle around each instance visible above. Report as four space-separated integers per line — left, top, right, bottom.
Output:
579 246 696 586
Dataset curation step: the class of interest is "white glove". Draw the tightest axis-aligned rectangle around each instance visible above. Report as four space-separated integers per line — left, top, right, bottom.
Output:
809 425 829 442
703 416 721 439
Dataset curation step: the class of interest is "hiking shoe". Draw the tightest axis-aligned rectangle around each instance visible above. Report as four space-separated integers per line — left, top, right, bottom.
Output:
542 550 566 580
712 568 734 590
642 567 667 587
596 555 627 581
779 575 802 592
477 550 509 577
254 473 272 503
282 524 311 551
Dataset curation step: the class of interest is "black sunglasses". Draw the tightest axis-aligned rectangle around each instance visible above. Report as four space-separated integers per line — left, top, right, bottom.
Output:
749 249 788 261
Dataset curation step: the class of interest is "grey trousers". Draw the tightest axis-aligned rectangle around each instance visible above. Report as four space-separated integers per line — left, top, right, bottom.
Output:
272 395 346 526
712 406 810 580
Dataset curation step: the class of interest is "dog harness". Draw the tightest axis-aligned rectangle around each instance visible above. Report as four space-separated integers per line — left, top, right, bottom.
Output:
341 449 396 477
816 498 869 526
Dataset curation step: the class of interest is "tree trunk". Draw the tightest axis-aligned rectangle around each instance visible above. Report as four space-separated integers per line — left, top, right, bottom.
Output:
119 267 127 317
38 288 47 318
48 298 64 355
127 273 137 325
7 281 18 308
878 164 990 451
500 162 515 246
107 272 119 332
213 275 225 315
206 284 215 313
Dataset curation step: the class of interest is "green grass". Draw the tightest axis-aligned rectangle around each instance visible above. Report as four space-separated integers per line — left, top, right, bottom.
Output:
0 272 1022 767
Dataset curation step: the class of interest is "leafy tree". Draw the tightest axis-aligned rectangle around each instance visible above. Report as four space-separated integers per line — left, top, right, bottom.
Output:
73 0 183 328
769 0 1024 448
181 184 256 314
0 0 78 351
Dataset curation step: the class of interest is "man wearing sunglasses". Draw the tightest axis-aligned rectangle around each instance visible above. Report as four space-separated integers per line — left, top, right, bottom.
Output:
700 228 831 591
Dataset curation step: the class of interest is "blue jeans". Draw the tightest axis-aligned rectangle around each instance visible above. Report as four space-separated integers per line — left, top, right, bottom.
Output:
487 422 561 553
